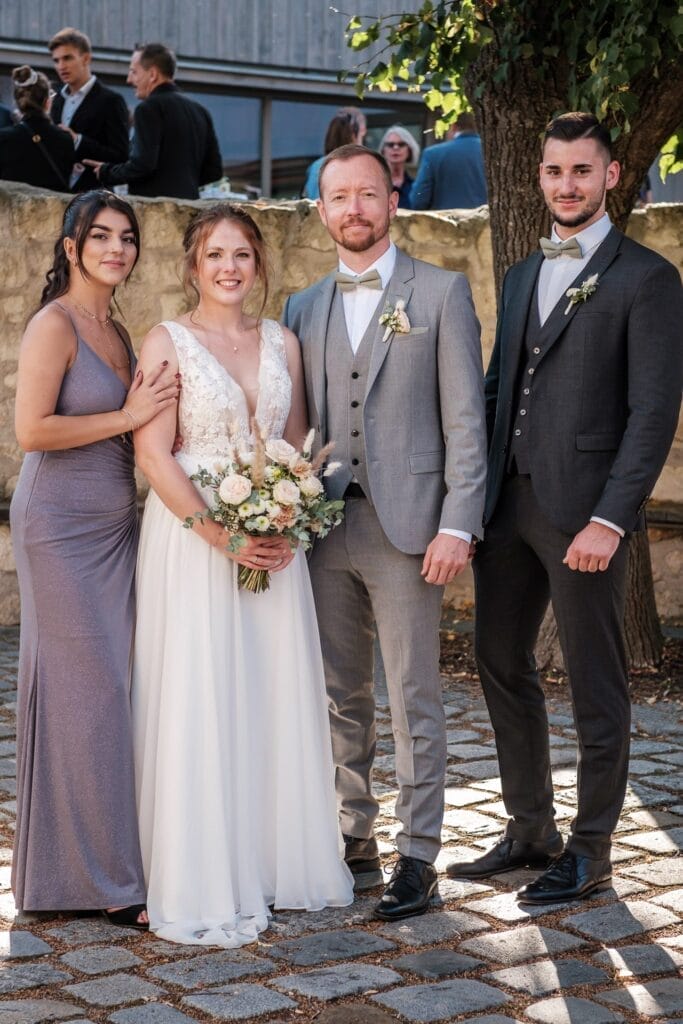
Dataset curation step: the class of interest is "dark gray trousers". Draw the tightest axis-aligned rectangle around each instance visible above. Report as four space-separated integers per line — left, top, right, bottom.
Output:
473 476 630 860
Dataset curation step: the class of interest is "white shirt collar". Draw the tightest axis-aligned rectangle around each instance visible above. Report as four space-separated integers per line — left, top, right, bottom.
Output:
551 213 611 257
61 75 97 99
339 242 397 289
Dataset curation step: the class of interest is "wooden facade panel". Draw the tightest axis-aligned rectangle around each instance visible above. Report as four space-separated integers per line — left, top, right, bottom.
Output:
0 0 396 71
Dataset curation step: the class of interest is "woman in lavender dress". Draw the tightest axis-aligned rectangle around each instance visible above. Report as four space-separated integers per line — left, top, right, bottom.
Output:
10 191 178 926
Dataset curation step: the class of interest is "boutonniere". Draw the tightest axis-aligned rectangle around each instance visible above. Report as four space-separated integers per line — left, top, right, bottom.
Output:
379 298 410 342
564 273 599 315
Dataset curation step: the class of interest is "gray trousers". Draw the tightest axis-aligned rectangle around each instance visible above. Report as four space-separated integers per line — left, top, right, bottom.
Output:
474 476 630 860
308 496 446 863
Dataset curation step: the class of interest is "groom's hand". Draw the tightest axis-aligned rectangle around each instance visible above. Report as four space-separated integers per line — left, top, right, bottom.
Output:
422 535 471 585
563 521 621 572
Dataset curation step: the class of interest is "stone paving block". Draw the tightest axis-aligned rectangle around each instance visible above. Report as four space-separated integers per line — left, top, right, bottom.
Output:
449 759 502 780
642 773 683 792
457 1018 522 1024
597 978 683 1017
267 897 376 937
182 983 296 1020
46 919 140 945
147 950 276 988
549 746 577 766
627 808 683 828
0 963 72 994
486 957 608 995
628 759 669 775
622 782 673 808
63 974 166 1007
378 909 488 946
446 742 497 760
390 949 484 978
442 808 500 835
630 739 676 756
444 785 490 807
0 929 52 958
564 899 679 940
434 845 481 874
632 705 683 736
270 963 400 999
60 946 143 975
268 927 394 966
525 996 624 1022
445 729 486 744
109 1007 201 1024
432 877 493 902
470 778 503 794
0 1000 85 1023
593 942 683 975
312 1008 402 1024
620 856 683 887
372 978 510 1021
460 925 585 965
652 749 683 765
618 826 683 854
463 892 577 922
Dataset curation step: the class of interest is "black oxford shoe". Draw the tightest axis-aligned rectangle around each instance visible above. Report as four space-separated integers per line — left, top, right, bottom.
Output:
343 834 383 889
373 855 438 921
517 850 612 904
446 834 564 879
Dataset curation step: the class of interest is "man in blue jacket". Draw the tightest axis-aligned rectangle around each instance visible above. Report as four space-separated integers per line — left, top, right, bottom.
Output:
411 113 487 210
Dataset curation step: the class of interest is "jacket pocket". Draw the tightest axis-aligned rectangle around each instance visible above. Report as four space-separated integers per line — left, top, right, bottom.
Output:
575 433 620 451
409 451 445 474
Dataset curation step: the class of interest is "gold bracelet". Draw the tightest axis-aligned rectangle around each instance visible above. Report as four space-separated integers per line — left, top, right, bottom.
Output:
120 408 139 432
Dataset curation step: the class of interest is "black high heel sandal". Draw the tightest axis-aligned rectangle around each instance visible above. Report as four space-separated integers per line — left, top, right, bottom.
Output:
101 904 149 930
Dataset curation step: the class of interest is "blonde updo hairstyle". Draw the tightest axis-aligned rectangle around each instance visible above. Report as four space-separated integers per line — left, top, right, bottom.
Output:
12 65 51 117
182 204 269 321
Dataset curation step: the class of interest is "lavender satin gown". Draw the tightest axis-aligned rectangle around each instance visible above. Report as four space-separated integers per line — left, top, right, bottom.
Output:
10 315 146 910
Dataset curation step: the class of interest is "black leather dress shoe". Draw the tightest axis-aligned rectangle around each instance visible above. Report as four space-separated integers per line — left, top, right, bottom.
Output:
517 850 612 904
373 855 438 921
343 834 383 889
446 834 564 879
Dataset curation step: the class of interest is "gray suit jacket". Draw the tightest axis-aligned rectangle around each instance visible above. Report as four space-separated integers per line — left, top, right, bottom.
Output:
485 227 683 534
283 247 487 554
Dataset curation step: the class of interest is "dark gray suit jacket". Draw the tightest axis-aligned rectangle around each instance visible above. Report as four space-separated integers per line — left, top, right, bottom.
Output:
484 227 683 535
51 80 128 192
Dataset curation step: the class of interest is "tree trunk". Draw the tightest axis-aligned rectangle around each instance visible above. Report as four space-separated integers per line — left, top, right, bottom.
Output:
463 29 677 670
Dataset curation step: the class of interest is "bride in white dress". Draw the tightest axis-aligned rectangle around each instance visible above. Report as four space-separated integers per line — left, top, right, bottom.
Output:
131 204 353 947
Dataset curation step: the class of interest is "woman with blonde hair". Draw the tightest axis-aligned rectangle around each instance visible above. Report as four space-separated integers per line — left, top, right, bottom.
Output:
0 65 73 190
378 124 420 208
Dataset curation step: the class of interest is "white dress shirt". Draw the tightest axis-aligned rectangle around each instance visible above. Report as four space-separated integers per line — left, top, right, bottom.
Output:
59 75 97 148
337 242 471 544
537 213 623 537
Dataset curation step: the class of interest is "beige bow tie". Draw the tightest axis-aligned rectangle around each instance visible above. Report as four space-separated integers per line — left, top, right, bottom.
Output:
334 269 383 291
539 236 583 259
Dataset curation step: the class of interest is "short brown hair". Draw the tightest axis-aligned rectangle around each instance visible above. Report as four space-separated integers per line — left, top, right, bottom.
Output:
543 112 612 161
48 27 91 54
182 204 269 320
318 144 393 198
135 43 176 80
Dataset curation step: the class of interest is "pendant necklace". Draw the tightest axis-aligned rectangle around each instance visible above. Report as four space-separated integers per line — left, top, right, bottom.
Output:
73 300 129 370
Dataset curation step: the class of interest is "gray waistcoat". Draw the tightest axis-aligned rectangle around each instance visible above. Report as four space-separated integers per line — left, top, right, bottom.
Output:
508 288 544 475
324 289 378 501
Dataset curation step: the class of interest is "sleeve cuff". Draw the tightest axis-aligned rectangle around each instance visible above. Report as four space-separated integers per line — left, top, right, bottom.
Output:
439 528 472 544
590 516 625 538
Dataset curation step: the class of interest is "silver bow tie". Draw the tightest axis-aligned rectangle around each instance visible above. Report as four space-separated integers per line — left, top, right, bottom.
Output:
539 236 583 259
334 269 383 291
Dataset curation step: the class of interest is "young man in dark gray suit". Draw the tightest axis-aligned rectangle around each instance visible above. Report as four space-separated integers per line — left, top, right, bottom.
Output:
448 112 683 902
85 44 222 200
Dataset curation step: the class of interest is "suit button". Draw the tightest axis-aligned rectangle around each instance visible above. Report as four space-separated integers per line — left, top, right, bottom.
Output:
351 429 359 437
528 368 535 375
520 409 527 416
514 429 522 436
351 371 359 379
533 347 541 354
523 387 530 395
351 458 359 466
351 400 359 408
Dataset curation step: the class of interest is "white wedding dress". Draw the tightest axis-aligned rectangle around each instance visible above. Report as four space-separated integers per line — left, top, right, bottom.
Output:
132 319 353 947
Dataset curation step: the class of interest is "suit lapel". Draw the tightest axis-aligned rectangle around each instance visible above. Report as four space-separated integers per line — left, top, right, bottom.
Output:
308 275 336 433
365 248 414 398
538 227 623 356
500 252 542 387
70 81 101 131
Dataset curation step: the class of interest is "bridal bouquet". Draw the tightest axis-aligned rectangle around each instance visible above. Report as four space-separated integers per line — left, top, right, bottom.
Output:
184 427 344 593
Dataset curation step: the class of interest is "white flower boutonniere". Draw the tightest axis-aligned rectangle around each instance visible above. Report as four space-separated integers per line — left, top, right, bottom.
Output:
564 273 599 315
379 298 410 342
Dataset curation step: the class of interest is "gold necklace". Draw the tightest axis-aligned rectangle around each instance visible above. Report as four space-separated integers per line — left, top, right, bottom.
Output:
190 310 245 354
72 300 129 371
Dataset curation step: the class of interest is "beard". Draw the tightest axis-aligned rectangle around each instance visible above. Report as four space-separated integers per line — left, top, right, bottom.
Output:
548 186 605 229
329 213 391 253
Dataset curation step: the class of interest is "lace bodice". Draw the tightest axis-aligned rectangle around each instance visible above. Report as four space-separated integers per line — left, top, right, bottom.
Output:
161 319 292 457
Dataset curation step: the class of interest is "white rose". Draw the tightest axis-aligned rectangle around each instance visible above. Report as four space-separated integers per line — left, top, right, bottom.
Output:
299 475 323 498
252 515 270 532
273 479 301 505
219 474 253 505
265 438 297 465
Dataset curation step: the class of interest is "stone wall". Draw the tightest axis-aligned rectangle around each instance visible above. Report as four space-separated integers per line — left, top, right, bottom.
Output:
0 182 681 622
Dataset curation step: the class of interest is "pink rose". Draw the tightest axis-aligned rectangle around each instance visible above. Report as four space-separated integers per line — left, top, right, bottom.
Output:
265 439 297 465
218 473 252 505
273 479 301 505
299 475 323 498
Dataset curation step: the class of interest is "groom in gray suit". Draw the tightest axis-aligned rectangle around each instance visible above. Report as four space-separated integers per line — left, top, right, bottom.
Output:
447 112 683 903
284 144 486 920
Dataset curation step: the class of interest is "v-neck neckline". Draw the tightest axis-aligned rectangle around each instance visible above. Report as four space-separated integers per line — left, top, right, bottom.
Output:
176 320 264 423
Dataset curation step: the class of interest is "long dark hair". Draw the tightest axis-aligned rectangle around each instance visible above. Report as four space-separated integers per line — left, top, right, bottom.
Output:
38 190 141 312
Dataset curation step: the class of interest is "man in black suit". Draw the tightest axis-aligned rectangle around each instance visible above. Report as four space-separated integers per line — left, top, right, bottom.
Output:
48 27 128 192
86 43 222 200
447 112 682 902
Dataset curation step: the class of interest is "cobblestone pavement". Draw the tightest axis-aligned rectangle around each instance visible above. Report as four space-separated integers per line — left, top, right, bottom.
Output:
0 624 681 1024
